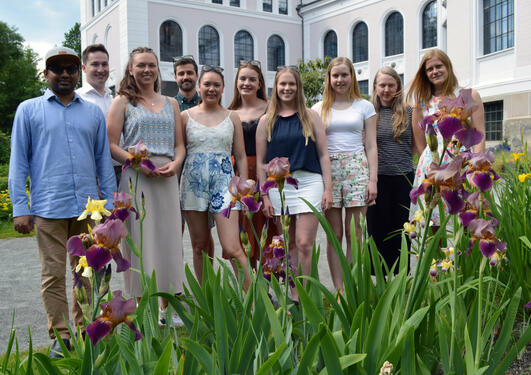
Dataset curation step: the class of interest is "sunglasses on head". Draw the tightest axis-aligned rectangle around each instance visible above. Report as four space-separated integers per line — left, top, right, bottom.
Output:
47 64 80 75
276 65 298 72
174 54 195 63
239 60 261 69
201 65 224 74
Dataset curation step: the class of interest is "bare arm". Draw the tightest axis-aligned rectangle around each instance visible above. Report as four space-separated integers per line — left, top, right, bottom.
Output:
470 89 486 152
364 114 378 203
231 112 248 180
106 95 131 164
256 115 273 218
412 106 426 154
309 109 332 210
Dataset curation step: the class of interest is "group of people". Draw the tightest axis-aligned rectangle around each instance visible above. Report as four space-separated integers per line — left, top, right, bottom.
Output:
8 41 485 355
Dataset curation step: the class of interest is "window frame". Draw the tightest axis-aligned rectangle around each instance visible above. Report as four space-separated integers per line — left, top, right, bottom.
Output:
267 34 285 71
198 25 221 66
159 20 183 63
482 0 514 55
352 21 368 63
384 11 404 57
323 30 338 59
422 0 438 49
484 100 504 141
234 30 254 68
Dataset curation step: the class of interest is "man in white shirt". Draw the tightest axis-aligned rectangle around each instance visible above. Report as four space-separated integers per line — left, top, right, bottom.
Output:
76 44 120 182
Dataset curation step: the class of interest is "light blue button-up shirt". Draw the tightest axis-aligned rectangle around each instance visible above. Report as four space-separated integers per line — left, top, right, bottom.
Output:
8 89 117 219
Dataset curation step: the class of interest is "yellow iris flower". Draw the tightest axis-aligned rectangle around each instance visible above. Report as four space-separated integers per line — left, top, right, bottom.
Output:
511 152 524 161
78 197 111 224
403 222 416 233
75 256 93 278
518 173 531 183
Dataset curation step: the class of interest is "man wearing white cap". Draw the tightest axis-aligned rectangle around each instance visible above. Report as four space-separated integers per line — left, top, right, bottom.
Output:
8 46 116 357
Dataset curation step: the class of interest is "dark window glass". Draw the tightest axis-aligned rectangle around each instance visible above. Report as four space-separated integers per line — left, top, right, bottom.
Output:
96 0 100 13
279 0 288 15
230 0 240 6
234 30 254 68
484 101 503 141
352 22 368 63
358 79 369 96
263 0 272 12
212 0 222 3
483 0 513 54
422 1 437 49
267 34 285 71
385 12 404 56
160 20 183 62
199 26 220 66
91 0 95 16
161 81 179 97
324 31 337 59
399 74 404 84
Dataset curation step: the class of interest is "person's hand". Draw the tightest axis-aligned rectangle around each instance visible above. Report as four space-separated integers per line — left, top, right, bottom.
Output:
321 187 332 211
261 195 274 219
140 166 160 178
157 161 179 177
13 216 34 234
366 180 377 204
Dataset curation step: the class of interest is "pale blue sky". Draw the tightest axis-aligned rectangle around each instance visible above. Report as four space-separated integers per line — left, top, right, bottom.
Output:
0 0 81 69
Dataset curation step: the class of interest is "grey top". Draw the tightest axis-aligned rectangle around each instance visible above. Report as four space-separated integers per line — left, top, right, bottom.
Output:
376 106 414 175
122 98 175 158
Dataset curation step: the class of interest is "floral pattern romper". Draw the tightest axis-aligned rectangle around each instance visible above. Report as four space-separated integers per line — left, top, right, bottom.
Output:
181 112 237 213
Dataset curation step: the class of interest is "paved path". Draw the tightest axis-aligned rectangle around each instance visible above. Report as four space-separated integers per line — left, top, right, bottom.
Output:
0 226 334 352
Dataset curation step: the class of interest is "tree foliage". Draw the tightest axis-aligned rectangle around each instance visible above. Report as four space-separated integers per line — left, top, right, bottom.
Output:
297 57 331 107
62 22 82 87
0 22 45 133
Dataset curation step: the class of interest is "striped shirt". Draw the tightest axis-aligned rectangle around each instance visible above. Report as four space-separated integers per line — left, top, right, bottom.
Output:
376 106 414 175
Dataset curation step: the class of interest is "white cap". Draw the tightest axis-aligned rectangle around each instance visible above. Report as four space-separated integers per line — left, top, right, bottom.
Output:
44 46 81 66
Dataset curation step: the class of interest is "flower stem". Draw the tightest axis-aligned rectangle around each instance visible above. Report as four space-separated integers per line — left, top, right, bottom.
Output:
475 256 487 369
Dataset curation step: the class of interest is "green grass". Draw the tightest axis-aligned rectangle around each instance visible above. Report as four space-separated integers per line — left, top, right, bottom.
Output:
0 220 34 239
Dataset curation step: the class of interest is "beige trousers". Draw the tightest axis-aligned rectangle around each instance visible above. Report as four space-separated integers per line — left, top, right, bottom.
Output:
34 216 92 340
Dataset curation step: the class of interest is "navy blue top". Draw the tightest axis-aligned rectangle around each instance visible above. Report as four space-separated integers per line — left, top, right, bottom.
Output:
266 113 322 174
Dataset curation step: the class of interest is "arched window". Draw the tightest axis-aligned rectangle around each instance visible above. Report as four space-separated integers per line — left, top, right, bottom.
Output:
160 21 182 62
352 22 368 63
234 30 254 68
323 30 337 59
267 34 285 71
422 1 437 49
385 12 403 56
198 25 220 66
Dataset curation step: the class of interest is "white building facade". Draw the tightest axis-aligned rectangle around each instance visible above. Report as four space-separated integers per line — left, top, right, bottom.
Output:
81 0 530 146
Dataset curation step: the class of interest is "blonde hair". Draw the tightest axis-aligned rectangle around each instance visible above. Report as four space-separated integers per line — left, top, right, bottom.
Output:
320 57 361 127
406 49 458 109
265 67 314 145
372 67 408 142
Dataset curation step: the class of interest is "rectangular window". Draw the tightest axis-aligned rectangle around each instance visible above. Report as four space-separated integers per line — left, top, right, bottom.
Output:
91 0 95 17
279 0 288 15
484 100 503 141
263 0 272 12
358 80 369 96
483 0 514 54
230 0 240 6
212 0 223 3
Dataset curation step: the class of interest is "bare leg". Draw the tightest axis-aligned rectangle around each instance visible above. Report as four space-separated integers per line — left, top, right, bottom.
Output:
214 211 251 291
344 206 367 263
183 211 210 284
325 208 344 290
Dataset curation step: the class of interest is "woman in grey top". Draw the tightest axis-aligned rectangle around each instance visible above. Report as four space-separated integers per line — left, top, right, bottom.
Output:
366 67 415 274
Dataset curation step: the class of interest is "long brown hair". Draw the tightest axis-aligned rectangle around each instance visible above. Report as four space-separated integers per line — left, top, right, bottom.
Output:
372 67 408 142
228 63 267 110
118 47 160 106
320 57 361 127
265 67 314 145
406 49 458 109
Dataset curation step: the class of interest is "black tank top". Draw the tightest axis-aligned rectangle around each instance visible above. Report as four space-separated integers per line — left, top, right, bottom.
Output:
242 119 259 156
265 113 321 174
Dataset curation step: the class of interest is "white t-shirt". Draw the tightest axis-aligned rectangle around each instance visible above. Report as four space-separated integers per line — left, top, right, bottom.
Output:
313 99 376 155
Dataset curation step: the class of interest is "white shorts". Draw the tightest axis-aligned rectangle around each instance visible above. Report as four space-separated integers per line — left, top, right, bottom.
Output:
267 170 324 215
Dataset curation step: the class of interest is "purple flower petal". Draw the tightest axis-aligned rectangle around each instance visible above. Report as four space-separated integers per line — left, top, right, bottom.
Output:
220 203 233 218
140 158 156 172
124 320 143 341
111 251 131 273
524 301 531 309
479 239 497 258
441 189 465 214
122 158 132 171
286 177 299 189
409 183 426 204
455 127 483 149
86 245 112 271
112 208 131 222
241 196 262 213
470 172 493 192
67 236 85 257
272 246 285 258
438 116 463 140
86 319 112 346
459 211 476 227
261 179 278 194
